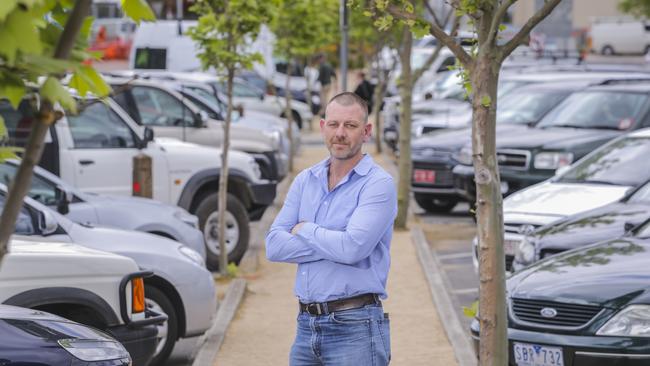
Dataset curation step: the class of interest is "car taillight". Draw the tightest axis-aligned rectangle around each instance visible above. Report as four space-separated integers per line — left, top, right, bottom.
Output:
132 278 145 314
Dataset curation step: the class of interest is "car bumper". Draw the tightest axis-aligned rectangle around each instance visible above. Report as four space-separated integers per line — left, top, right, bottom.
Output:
108 323 158 366
411 160 461 197
247 181 277 221
177 267 218 337
470 318 650 366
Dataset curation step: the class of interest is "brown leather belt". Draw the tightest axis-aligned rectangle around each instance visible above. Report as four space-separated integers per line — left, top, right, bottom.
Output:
299 293 381 316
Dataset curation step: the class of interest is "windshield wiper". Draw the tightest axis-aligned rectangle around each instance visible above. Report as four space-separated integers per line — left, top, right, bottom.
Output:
581 179 620 185
544 123 584 129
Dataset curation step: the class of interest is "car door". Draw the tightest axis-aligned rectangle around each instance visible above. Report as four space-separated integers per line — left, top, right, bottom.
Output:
61 100 168 198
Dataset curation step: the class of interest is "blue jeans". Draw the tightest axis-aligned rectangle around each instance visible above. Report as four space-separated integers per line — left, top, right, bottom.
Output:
290 304 391 365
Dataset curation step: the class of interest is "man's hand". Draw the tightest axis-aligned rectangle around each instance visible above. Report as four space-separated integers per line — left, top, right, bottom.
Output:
291 222 305 235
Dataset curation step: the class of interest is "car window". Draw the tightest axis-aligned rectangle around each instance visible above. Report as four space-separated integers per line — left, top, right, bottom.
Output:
0 163 58 206
558 137 650 186
131 86 195 127
496 90 569 125
232 82 262 98
0 195 35 235
0 99 38 147
186 86 224 111
537 91 649 130
67 101 137 149
180 91 221 120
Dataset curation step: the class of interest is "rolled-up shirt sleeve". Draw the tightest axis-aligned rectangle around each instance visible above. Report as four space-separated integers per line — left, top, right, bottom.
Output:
266 172 323 263
296 176 397 265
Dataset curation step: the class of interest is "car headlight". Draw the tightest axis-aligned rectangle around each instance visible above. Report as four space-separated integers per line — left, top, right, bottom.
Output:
533 152 573 170
454 146 473 165
597 305 650 337
248 158 262 180
173 209 199 229
179 245 206 268
58 339 130 362
263 130 282 150
514 236 536 266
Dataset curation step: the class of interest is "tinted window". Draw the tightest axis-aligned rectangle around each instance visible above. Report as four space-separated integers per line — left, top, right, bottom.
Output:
497 90 569 125
537 91 649 130
131 86 195 126
0 195 35 235
0 163 58 206
67 102 137 148
134 48 166 69
558 137 650 186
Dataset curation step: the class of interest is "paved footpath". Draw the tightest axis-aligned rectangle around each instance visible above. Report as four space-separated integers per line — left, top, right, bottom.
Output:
214 133 458 365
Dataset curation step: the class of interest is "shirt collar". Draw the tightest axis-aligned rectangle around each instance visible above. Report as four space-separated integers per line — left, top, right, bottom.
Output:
309 154 373 178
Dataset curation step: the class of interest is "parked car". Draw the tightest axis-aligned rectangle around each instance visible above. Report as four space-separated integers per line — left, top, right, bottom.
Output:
455 80 650 204
513 178 650 271
411 80 595 213
471 218 650 365
0 159 205 259
470 128 650 271
3 189 217 366
0 304 132 365
0 238 163 366
0 96 275 266
105 76 288 181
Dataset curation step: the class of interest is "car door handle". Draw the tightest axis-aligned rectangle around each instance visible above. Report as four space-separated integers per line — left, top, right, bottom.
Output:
79 160 95 166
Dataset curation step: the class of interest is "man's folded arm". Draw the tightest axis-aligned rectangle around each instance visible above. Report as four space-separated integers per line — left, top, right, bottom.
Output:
266 173 323 263
296 177 397 265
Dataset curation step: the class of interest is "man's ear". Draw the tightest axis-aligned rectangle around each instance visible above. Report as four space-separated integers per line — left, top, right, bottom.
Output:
320 119 325 129
363 123 372 142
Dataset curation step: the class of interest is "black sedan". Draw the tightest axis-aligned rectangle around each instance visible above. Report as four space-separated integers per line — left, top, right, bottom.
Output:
513 179 650 270
471 219 650 365
0 304 131 365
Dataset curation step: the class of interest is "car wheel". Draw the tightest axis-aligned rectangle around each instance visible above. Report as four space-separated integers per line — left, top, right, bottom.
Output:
145 285 178 366
601 45 615 55
196 192 250 270
414 193 458 213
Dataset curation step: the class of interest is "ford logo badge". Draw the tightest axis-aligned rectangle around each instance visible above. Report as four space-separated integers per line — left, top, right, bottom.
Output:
540 307 557 318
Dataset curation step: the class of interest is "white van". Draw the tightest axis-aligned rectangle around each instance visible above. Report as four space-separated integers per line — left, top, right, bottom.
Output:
590 17 650 55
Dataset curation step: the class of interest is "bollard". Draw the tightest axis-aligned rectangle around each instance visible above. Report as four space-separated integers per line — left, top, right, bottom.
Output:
133 153 153 198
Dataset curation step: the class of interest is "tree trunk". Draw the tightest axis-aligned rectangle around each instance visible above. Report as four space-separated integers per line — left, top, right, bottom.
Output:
395 28 412 229
371 68 387 154
304 59 314 131
0 0 91 266
472 54 507 366
284 59 295 172
218 67 235 275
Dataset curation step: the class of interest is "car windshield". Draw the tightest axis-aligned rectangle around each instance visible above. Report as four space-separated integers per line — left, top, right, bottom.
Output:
496 90 569 125
557 136 650 186
536 91 648 130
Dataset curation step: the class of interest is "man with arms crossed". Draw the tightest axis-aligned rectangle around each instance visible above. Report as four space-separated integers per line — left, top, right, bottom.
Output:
266 92 397 365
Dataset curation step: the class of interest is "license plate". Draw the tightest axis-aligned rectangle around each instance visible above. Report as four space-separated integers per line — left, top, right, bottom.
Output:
413 169 436 184
513 342 563 366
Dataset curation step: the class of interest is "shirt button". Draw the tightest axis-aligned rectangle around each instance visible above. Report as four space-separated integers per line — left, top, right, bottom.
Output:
302 272 306 275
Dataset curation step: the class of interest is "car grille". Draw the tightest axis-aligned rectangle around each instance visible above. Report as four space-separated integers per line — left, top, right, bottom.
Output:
496 149 530 170
511 298 602 328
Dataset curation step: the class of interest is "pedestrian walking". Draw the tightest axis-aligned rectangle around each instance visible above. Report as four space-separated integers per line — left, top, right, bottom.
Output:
316 54 336 117
353 71 375 113
266 92 397 365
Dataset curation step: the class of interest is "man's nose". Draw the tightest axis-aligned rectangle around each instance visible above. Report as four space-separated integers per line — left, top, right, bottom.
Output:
335 124 346 137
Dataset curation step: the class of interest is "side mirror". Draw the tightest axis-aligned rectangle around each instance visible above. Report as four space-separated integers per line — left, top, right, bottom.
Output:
424 92 433 100
39 210 59 235
54 185 72 215
196 110 209 127
624 222 638 232
140 126 154 148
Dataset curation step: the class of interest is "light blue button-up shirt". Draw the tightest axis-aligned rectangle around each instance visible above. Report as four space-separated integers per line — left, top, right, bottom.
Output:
266 154 397 303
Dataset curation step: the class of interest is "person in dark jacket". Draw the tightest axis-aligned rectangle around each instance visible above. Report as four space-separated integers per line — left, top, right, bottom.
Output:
354 71 375 113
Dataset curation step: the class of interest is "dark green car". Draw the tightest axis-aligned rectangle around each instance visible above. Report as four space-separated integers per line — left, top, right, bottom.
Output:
471 218 650 365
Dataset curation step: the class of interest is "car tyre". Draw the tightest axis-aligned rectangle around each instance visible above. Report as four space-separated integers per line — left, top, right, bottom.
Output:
196 192 250 270
414 193 458 213
145 285 178 366
601 45 615 55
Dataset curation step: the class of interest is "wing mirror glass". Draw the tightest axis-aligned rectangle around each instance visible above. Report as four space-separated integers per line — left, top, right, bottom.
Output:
54 185 72 215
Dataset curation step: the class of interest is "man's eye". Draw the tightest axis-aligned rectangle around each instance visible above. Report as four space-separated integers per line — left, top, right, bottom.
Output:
345 123 357 128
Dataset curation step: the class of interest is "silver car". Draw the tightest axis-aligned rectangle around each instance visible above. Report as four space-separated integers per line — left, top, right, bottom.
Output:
0 160 206 260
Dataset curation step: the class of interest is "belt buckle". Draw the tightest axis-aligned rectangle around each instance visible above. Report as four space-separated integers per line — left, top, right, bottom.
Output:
307 303 322 315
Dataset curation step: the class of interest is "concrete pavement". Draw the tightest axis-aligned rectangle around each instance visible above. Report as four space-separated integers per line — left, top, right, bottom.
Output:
212 132 459 365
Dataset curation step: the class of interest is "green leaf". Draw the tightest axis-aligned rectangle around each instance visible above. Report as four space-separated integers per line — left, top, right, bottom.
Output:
0 0 18 22
40 77 76 113
0 115 6 140
498 24 506 32
121 0 156 24
2 83 25 110
462 301 478 318
411 21 430 39
69 66 112 98
0 146 23 161
362 10 372 17
481 95 492 107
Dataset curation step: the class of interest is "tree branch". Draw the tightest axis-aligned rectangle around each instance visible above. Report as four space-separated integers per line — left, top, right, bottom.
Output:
386 4 472 67
501 0 562 59
412 14 461 82
423 1 441 28
486 0 516 48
